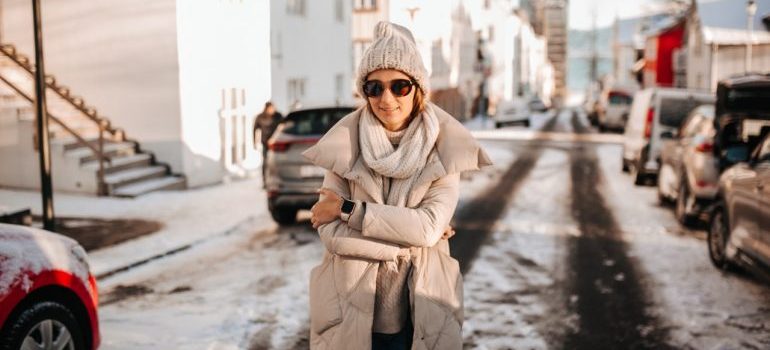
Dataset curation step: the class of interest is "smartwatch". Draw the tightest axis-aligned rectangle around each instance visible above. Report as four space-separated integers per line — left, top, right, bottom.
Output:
340 199 356 222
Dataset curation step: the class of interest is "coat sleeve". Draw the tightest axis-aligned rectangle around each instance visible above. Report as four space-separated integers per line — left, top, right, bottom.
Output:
362 172 460 248
316 170 402 261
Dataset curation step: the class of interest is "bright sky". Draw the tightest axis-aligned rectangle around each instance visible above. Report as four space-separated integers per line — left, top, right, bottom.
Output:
567 0 665 30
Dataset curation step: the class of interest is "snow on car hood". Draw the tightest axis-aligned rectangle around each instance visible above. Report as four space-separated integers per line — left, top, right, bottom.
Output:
0 223 92 297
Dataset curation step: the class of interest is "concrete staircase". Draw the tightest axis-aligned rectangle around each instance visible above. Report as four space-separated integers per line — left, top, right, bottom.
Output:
0 43 185 197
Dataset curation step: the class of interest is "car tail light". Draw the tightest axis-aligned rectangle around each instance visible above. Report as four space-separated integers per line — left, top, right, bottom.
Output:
695 180 714 188
644 108 654 139
695 141 713 153
268 138 320 153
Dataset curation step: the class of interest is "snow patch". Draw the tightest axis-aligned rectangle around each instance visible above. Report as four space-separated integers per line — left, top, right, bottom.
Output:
0 223 92 297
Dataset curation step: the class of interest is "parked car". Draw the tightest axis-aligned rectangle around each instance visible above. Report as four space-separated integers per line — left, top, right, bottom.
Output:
527 96 549 113
264 106 356 224
657 104 719 225
622 88 715 185
0 223 100 350
494 99 530 128
708 74 770 273
709 127 770 272
597 89 634 132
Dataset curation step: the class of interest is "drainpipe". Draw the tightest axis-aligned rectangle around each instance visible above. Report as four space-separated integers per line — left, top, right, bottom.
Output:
32 0 54 230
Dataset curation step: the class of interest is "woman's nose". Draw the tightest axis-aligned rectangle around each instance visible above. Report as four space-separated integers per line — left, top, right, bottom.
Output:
380 88 396 103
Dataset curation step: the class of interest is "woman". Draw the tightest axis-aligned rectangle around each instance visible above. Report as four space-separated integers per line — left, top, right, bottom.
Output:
303 21 491 350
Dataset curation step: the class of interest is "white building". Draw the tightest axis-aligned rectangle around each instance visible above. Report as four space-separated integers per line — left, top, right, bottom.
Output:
0 0 272 194
351 0 552 119
685 0 770 92
270 0 354 113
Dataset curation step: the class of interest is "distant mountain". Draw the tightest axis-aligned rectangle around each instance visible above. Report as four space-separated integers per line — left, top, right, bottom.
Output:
567 26 613 92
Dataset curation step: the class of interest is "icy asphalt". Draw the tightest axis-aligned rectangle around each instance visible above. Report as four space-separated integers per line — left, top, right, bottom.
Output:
3 110 768 349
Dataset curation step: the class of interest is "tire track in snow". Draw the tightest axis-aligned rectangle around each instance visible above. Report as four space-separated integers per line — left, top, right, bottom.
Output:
563 111 672 349
451 113 559 274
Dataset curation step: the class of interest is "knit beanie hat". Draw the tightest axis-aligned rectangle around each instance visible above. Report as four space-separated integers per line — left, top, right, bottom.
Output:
356 21 429 98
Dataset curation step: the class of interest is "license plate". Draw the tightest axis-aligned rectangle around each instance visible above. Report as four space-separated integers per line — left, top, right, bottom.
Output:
300 165 325 178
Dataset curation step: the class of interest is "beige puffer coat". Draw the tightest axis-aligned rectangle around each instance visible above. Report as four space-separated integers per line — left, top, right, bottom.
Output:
302 103 491 350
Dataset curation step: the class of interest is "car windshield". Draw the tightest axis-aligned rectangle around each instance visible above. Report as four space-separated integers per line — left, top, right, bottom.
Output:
608 93 632 105
659 97 706 128
725 88 770 114
281 108 354 135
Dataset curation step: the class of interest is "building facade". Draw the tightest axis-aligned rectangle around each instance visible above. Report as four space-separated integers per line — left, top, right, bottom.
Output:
270 0 354 113
0 0 271 190
522 0 567 102
685 0 770 92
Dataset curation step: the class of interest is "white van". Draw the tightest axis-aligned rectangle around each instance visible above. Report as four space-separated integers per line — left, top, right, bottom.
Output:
598 89 634 132
622 88 715 185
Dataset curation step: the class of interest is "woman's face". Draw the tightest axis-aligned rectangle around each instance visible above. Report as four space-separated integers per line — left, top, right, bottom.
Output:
365 69 415 132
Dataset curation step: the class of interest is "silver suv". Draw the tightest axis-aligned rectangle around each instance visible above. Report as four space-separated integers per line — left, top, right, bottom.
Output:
657 104 719 226
264 106 355 224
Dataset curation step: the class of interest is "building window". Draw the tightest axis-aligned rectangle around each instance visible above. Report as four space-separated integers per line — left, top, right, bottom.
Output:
287 0 306 16
287 78 306 106
336 0 344 22
353 0 377 11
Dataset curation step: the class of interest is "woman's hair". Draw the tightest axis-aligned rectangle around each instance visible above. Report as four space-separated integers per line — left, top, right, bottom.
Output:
410 87 426 119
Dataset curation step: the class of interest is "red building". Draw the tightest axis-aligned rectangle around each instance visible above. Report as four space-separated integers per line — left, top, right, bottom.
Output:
643 20 685 87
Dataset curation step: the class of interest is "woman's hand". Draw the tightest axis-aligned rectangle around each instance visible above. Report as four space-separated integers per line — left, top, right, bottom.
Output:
441 226 455 240
310 188 343 229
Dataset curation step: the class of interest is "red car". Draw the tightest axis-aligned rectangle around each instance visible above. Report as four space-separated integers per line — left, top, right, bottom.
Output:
0 223 100 350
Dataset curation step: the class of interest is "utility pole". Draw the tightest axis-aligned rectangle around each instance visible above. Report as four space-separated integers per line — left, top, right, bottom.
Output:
32 0 55 231
747 0 757 73
589 6 599 84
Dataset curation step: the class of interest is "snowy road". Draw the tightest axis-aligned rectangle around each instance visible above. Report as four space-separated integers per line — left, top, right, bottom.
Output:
96 110 770 349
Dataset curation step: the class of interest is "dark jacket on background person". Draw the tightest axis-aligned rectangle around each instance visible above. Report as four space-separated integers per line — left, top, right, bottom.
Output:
254 110 283 146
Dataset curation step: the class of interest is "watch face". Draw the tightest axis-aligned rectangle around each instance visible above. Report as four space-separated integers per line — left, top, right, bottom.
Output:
341 199 355 214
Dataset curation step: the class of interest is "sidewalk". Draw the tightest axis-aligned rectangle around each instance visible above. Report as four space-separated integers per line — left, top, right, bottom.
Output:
0 176 274 278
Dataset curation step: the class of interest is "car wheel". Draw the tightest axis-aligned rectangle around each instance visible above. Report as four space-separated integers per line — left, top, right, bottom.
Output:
708 204 733 271
621 159 630 173
633 166 647 186
0 301 86 350
494 122 502 129
270 207 298 225
676 181 697 227
523 120 531 128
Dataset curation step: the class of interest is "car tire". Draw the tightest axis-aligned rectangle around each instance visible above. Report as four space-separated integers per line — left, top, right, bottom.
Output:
270 207 298 225
708 204 734 271
0 301 87 350
676 181 697 227
523 120 531 128
494 121 502 129
633 166 647 186
621 159 629 173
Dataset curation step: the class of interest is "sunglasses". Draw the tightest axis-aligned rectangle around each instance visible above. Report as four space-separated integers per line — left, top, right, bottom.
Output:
362 79 416 98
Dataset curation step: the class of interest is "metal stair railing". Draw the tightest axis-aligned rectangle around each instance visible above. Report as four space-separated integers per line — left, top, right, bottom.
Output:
0 43 118 195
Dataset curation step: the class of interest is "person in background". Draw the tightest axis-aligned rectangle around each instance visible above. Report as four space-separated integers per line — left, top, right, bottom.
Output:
254 101 283 186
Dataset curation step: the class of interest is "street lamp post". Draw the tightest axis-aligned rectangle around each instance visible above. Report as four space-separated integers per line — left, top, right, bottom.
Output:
32 0 55 231
747 0 757 73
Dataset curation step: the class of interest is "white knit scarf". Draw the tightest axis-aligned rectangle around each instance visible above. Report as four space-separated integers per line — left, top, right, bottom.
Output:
359 104 440 206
